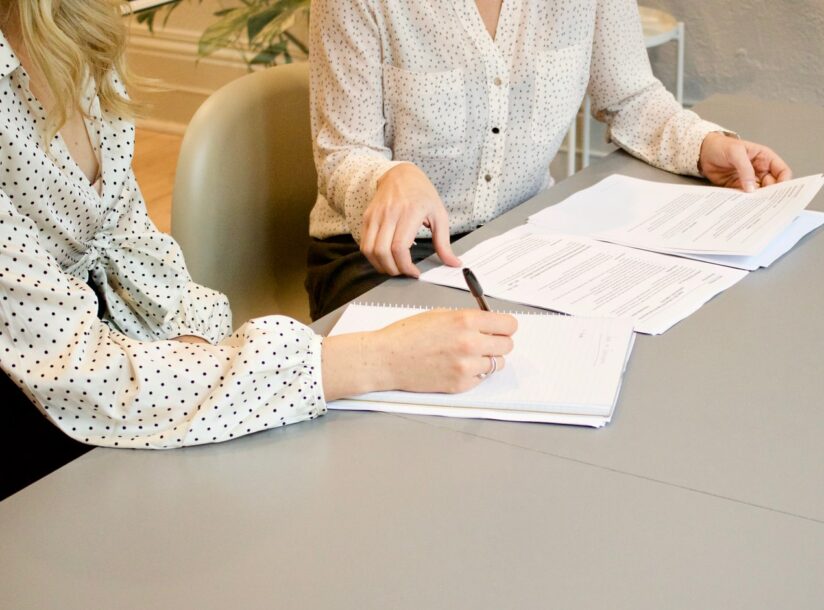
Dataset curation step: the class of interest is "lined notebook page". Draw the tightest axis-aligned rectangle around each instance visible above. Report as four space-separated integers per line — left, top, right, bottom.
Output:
328 303 635 418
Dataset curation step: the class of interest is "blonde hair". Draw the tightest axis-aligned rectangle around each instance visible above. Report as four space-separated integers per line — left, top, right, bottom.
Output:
16 0 142 139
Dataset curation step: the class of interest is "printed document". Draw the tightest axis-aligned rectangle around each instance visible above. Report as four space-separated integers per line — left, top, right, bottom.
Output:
420 225 747 335
528 174 824 257
684 210 824 270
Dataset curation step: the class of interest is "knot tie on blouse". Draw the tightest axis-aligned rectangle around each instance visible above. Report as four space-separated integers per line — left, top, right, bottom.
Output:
64 188 191 334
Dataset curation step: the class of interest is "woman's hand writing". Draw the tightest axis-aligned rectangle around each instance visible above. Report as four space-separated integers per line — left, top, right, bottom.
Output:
321 309 517 401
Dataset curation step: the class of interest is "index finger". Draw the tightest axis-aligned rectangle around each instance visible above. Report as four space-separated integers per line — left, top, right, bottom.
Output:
429 206 462 267
391 211 425 277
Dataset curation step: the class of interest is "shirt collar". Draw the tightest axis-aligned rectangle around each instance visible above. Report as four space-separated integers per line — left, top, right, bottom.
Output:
0 28 21 80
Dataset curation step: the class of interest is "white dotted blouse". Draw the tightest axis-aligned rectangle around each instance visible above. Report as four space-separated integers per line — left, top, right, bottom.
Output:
0 31 325 449
309 0 727 242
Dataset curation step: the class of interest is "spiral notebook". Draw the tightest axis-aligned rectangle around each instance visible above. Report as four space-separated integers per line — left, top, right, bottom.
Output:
327 303 636 427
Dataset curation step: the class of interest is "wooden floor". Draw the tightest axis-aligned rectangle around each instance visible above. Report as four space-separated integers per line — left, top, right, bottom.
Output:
132 129 182 233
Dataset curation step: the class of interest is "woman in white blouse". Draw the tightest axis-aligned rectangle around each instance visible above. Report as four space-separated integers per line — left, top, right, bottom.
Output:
306 0 793 319
0 0 516 498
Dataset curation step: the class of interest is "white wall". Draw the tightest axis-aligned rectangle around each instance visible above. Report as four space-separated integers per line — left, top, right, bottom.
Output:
643 0 824 106
128 1 824 133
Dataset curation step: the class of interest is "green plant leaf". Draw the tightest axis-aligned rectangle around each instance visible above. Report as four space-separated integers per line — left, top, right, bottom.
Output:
135 10 158 32
198 7 254 56
250 39 289 65
139 0 312 66
251 11 298 50
247 5 283 42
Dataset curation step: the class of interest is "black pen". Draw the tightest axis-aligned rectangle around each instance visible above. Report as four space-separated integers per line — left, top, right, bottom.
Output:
462 267 490 311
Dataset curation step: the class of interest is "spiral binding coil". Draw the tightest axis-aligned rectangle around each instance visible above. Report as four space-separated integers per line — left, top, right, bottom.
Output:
351 301 566 317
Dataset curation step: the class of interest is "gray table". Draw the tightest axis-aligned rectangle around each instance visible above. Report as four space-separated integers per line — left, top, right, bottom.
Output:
1 96 822 610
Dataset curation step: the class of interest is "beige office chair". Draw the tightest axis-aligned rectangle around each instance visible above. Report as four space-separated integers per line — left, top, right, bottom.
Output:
172 62 316 327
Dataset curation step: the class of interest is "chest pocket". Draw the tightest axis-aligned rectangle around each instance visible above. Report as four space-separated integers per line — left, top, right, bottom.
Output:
383 65 466 159
530 43 591 148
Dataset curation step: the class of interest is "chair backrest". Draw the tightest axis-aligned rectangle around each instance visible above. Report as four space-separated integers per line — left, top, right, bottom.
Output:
171 62 316 327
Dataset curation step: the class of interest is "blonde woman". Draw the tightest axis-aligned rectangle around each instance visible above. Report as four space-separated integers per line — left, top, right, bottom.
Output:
0 0 516 498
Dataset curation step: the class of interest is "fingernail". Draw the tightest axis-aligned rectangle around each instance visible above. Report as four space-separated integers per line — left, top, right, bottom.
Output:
743 180 756 193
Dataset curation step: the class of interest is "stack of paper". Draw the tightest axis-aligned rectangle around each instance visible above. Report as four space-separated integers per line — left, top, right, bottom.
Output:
421 174 823 333
420 225 747 335
327 303 636 427
528 174 824 270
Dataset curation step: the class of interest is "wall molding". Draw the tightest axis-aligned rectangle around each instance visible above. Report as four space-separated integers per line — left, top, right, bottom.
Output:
127 23 251 68
135 117 188 136
127 22 255 132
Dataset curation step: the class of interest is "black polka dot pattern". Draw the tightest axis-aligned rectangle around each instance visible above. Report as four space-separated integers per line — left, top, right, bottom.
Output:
308 0 726 242
0 30 326 448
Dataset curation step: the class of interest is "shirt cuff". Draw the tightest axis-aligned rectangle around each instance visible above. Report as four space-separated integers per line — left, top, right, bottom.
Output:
167 329 214 344
341 157 410 242
226 316 328 418
164 282 233 345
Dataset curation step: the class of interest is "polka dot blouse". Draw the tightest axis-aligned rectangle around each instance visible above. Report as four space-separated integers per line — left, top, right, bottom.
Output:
309 0 727 242
0 31 326 449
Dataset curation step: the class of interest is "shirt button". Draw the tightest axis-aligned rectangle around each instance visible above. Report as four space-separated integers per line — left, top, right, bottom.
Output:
493 77 502 86
492 127 500 134
484 174 493 182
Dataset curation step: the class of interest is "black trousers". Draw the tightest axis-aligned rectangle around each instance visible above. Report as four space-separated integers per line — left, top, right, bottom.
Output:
0 372 92 500
305 233 468 321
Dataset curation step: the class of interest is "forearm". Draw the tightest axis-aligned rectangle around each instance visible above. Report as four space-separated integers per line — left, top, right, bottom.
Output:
310 0 404 240
589 0 728 176
172 335 211 344
0 202 324 448
604 89 725 176
320 309 518 400
319 153 406 241
17 318 325 449
320 332 395 401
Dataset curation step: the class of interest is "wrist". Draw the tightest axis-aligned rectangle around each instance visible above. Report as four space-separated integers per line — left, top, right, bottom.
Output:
321 331 397 400
172 335 211 345
362 329 400 391
377 161 418 187
698 132 726 176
